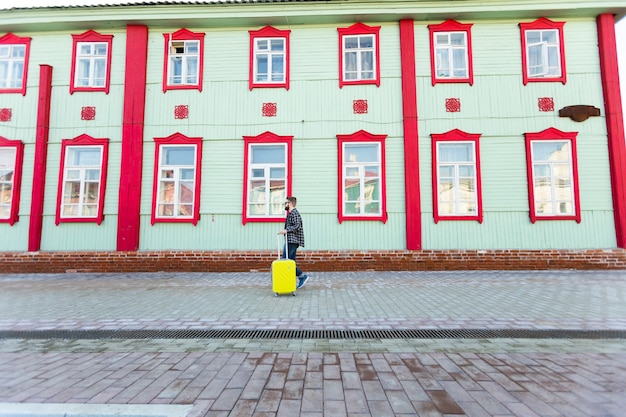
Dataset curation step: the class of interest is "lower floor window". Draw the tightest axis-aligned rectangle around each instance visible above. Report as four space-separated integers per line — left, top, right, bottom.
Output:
152 134 202 225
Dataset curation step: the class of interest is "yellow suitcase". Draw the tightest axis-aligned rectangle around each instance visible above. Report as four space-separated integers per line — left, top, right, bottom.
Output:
272 235 297 297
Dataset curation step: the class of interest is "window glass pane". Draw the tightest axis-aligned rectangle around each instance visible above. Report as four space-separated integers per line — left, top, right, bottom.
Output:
344 144 378 162
69 147 101 166
251 145 284 164
439 143 472 162
450 33 466 46
344 37 358 49
256 55 268 81
436 49 450 77
181 168 195 180
435 33 449 45
270 39 284 51
526 31 541 44
186 41 199 54
543 30 557 44
533 141 569 161
84 182 99 202
256 39 268 50
452 49 466 73
439 166 454 178
271 55 284 81
458 165 474 177
94 43 107 56
85 169 100 181
251 168 264 178
163 146 194 165
361 51 373 72
79 44 92 54
270 167 285 179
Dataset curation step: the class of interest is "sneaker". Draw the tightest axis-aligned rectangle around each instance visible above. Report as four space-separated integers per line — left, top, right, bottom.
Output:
297 275 308 289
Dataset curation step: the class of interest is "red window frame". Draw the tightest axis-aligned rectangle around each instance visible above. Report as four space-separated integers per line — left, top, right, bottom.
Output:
0 33 32 96
70 30 113 94
0 136 25 225
519 17 566 85
338 23 381 88
242 131 293 225
525 127 581 223
162 28 205 93
55 134 109 225
151 133 203 225
428 20 474 86
337 130 387 223
431 129 483 224
248 26 291 90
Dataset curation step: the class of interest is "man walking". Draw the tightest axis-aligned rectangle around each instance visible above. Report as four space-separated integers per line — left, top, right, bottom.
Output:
278 196 309 289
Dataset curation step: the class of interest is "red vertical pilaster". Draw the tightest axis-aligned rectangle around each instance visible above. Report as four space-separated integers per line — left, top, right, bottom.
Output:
117 25 148 251
399 19 422 250
28 65 53 251
597 14 626 248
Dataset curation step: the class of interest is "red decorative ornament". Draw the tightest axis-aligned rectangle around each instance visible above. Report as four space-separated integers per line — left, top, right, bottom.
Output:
0 108 11 122
81 106 96 120
538 97 554 112
445 98 461 112
262 102 277 117
174 105 189 119
353 99 368 114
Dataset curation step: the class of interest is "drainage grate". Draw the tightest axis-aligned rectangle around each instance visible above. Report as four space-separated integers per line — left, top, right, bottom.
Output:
0 329 624 340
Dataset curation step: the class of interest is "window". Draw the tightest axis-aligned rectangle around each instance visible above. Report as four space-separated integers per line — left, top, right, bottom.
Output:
151 133 202 225
520 17 566 85
242 131 293 224
525 128 580 223
70 30 113 94
338 23 381 88
428 20 474 85
337 130 387 223
431 129 483 223
163 29 205 92
0 33 32 96
0 136 24 225
55 134 109 225
249 26 290 90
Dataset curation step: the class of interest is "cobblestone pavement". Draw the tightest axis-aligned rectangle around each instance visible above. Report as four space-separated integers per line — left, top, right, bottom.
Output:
0 270 625 416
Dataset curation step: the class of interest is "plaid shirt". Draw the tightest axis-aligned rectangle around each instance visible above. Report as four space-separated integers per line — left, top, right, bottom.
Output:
285 208 305 247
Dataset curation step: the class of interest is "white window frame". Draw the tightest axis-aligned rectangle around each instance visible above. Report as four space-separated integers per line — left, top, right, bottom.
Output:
342 34 376 82
525 29 561 78
434 31 468 79
435 141 478 217
74 42 108 88
0 147 17 220
246 143 288 217
253 37 286 84
155 144 198 220
0 44 26 90
341 142 382 218
167 39 200 86
530 140 575 217
60 145 104 219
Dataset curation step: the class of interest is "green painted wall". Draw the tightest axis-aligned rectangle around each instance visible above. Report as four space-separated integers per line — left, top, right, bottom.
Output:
0 16 619 252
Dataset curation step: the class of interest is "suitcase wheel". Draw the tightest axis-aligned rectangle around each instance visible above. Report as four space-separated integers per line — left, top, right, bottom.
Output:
292 292 296 296
274 293 278 297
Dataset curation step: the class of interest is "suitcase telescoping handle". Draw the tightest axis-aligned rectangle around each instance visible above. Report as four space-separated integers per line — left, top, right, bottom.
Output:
277 233 288 260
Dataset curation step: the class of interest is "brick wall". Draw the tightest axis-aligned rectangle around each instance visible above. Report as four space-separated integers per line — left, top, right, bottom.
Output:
1 249 626 273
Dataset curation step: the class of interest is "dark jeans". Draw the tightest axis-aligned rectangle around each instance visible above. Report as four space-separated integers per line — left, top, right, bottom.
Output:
282 243 303 277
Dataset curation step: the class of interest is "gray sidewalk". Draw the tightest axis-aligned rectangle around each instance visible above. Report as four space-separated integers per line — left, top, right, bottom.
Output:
0 270 625 416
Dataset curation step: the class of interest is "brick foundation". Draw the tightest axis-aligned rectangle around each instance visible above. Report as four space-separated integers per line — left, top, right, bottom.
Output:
1 249 626 273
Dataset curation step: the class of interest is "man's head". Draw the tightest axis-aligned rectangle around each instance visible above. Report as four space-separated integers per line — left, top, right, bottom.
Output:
285 196 297 211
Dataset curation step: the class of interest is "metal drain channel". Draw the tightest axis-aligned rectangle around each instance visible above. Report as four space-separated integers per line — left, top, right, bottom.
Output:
0 329 624 340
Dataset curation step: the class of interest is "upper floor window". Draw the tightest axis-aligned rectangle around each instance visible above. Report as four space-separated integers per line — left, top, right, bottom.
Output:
0 33 32 96
163 29 205 92
338 23 381 88
70 30 113 94
55 135 109 225
151 133 202 225
431 129 483 223
249 26 290 90
0 136 24 225
242 131 293 224
519 18 566 85
337 130 387 223
525 128 580 223
428 20 474 85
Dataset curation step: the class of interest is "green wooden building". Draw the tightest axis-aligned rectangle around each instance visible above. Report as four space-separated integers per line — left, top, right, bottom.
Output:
1 0 626 272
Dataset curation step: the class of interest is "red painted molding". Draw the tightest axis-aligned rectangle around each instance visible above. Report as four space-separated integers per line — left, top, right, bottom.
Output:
597 14 626 247
0 136 24 225
117 25 148 251
337 22 381 88
428 19 474 86
28 65 53 251
519 17 566 85
0 33 32 96
69 30 113 95
248 26 290 90
399 19 421 250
